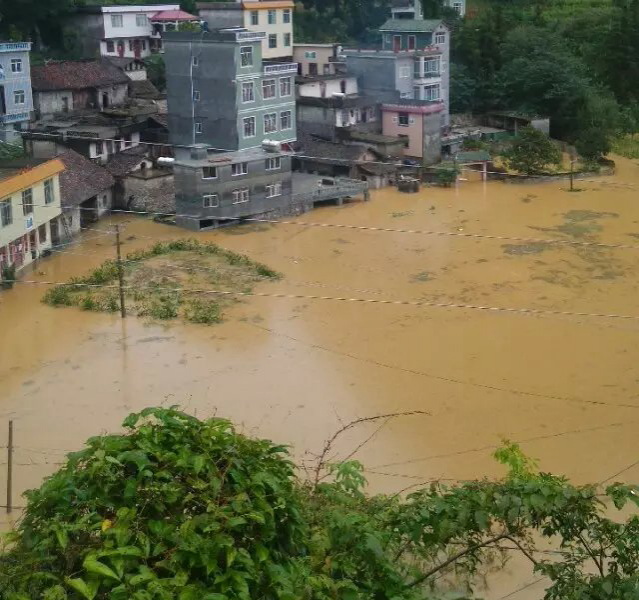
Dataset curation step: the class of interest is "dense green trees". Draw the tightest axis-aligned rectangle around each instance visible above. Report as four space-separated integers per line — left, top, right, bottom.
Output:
3 407 639 599
503 127 562 174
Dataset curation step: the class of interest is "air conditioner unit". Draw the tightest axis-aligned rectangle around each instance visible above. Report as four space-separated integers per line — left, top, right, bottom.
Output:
262 139 281 152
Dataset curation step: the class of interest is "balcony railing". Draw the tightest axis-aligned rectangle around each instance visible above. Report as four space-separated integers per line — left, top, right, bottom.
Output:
236 31 266 41
263 62 298 74
0 42 31 53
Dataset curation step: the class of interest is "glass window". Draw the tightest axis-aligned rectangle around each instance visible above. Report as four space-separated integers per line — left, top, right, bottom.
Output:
232 188 250 204
284 33 291 47
129 39 134 51
232 162 249 176
413 86 420 100
279 76 292 97
399 66 410 78
453 2 463 13
22 188 33 215
44 179 54 204
136 14 147 26
38 223 47 244
13 90 25 105
266 157 281 170
268 9 276 24
242 81 254 103
424 57 440 73
251 10 259 25
192 55 198 66
398 112 410 127
0 199 12 227
304 51 317 59
240 46 253 67
283 8 291 23
280 110 292 130
202 167 217 179
10 59 22 73
203 194 219 208
195 122 203 134
95 140 104 155
268 34 277 49
266 182 282 198
193 90 200 101
106 40 115 52
262 79 276 99
435 31 446 44
424 83 440 100
111 14 123 27
243 116 256 138
264 113 277 133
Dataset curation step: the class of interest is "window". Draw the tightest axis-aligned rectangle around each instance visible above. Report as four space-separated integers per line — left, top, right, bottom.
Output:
398 112 410 127
424 57 440 73
106 40 115 52
400 91 410 98
268 9 277 24
111 14 123 28
268 34 277 49
264 112 277 133
413 86 420 100
195 122 203 134
279 76 292 97
38 224 47 244
240 46 253 67
243 116 256 138
262 79 276 99
266 157 281 170
193 90 200 101
44 179 54 204
203 194 219 208
284 33 291 47
13 90 25 105
453 2 463 13
424 83 440 100
408 35 416 50
242 81 254 103
129 39 134 51
232 188 250 204
435 31 446 44
266 182 282 198
232 162 248 176
304 51 317 59
283 8 291 23
202 167 217 179
95 140 104 155
10 58 22 74
280 110 292 130
399 66 410 78
0 199 12 227
136 14 148 26
250 10 259 25
22 188 33 215
192 55 199 66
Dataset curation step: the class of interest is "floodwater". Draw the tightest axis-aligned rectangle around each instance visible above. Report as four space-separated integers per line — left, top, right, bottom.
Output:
2 158 639 598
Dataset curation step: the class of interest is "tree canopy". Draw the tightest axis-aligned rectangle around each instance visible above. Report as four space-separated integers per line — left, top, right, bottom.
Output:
2 407 639 600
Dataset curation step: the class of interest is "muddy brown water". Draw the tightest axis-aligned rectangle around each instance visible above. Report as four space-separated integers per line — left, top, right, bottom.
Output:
3 158 639 597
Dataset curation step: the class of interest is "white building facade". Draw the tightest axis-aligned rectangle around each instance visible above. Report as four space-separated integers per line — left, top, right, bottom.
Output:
0 41 34 142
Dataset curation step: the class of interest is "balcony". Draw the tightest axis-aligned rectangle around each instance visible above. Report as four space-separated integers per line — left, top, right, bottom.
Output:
263 62 298 75
0 42 31 53
235 30 265 41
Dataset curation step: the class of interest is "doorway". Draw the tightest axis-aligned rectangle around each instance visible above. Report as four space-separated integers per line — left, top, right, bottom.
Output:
393 35 402 52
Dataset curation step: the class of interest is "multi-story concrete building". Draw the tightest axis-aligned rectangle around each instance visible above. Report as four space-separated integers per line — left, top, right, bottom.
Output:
0 157 64 277
197 1 294 61
0 41 34 142
391 0 465 19
165 28 300 230
69 5 198 59
293 43 344 77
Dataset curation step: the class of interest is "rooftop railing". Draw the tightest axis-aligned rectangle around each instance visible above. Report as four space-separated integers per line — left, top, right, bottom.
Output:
263 62 298 74
0 42 31 53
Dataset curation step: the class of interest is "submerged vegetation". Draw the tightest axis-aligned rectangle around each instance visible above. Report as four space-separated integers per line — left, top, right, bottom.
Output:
2 407 639 599
42 239 280 325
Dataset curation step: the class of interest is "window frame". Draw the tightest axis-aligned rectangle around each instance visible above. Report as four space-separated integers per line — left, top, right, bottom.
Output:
13 90 25 105
268 9 277 24
193 90 200 101
263 112 278 134
304 51 317 59
280 110 292 130
231 162 249 177
111 14 123 28
106 40 115 52
10 58 22 73
398 112 410 127
268 33 277 49
265 157 281 170
44 179 54 205
435 31 446 44
283 8 291 23
284 32 291 47
279 76 292 97
424 83 440 101
250 10 259 25
232 188 250 204
266 182 282 198
22 188 33 216
0 199 13 227
195 122 203 134
399 66 410 78
262 78 276 99
243 116 256 138
242 81 255 103
203 194 219 208
202 166 218 179
240 46 253 67
136 13 148 27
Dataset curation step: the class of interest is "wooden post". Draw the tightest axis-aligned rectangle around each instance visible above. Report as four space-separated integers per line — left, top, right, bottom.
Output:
6 420 13 514
115 224 126 319
570 159 574 191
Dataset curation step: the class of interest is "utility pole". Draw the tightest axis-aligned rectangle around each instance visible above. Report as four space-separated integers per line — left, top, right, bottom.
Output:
569 158 574 192
115 224 126 318
6 420 13 514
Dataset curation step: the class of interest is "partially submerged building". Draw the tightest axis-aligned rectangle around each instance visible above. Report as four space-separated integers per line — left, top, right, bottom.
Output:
0 41 34 142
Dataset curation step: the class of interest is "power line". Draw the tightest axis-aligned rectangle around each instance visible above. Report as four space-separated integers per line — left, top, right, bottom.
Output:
7 278 639 322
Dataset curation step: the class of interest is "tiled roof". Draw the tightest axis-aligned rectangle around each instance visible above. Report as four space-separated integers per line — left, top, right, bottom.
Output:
104 147 149 178
57 149 115 207
31 60 129 92
151 9 198 20
379 18 442 32
129 79 163 100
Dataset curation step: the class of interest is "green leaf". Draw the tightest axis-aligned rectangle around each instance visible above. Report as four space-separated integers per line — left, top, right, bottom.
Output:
203 595 228 600
83 557 120 581
226 547 237 568
365 532 384 558
66 578 96 600
602 581 613 594
54 527 68 550
255 543 269 562
474 510 489 529
193 455 206 474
